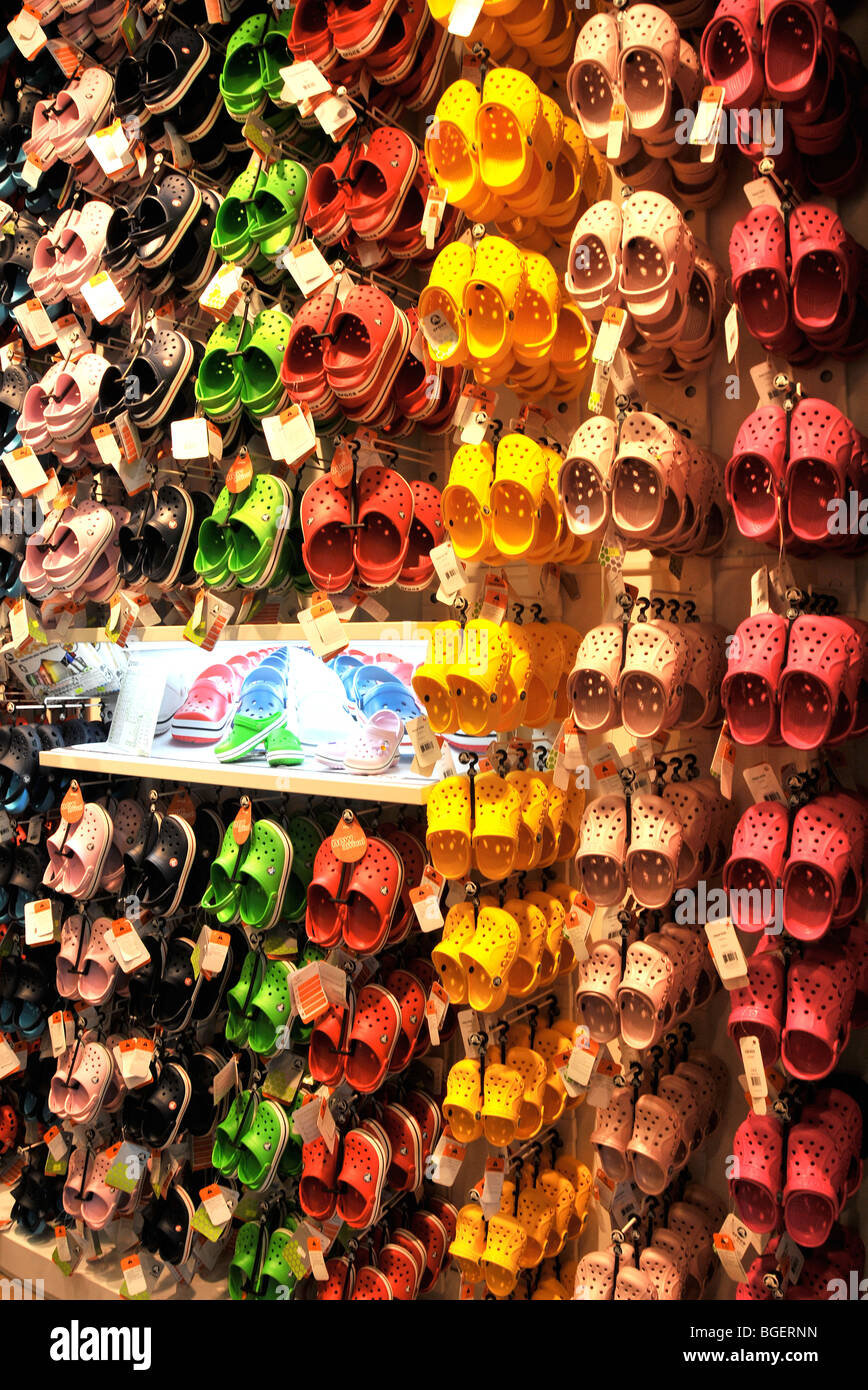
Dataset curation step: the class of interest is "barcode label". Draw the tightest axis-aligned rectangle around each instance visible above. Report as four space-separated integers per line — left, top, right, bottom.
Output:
722 951 739 963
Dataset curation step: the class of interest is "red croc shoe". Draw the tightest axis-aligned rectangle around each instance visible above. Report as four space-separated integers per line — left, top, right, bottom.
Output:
344 838 405 951
337 1122 391 1226
343 984 402 1092
345 127 421 239
299 1134 340 1221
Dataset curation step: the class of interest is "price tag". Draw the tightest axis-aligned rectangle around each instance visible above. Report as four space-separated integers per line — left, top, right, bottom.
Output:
53 313 90 358
195 924 231 976
45 1125 69 1161
714 1214 760 1282
48 1010 75 1057
279 59 333 103
24 897 59 946
313 93 356 141
182 589 234 652
117 1037 156 1087
742 762 786 805
606 103 627 162
420 309 458 353
121 1254 149 1297
429 538 468 597
13 297 56 348
478 573 508 625
406 714 441 777
307 1235 329 1281
425 980 450 1045
199 1183 236 1228
80 271 125 323
20 153 44 189
0 1033 22 1079
690 86 725 147
3 443 49 497
199 263 245 320
8 7 47 58
425 1133 466 1186
421 186 447 251
739 1036 768 1115
106 918 150 974
566 1026 599 1086
410 878 445 932
725 304 739 363
284 240 334 297
592 306 626 366
105 1141 149 1193
744 176 782 210
297 595 348 659
480 1155 505 1216
710 722 736 799
448 0 484 34
704 918 749 990
170 417 222 461
262 403 318 468
290 960 346 1022
85 119 135 177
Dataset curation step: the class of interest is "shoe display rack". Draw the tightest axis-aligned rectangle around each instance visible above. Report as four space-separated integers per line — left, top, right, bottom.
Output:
0 0 864 1318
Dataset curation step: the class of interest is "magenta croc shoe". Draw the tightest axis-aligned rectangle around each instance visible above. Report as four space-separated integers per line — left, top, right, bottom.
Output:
55 912 89 1000
723 800 790 932
731 1111 785 1233
785 398 858 544
781 941 856 1080
778 614 860 750
721 612 789 745
725 404 788 545
781 799 858 940
727 947 785 1066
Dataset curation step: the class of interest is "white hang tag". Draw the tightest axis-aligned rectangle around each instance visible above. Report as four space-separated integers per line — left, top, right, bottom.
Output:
24 897 59 945
742 762 786 805
313 93 356 140
744 176 782 211
53 313 91 359
14 297 56 348
704 918 749 990
739 1035 768 1115
690 86 725 146
425 1132 466 1185
714 1213 762 1283
284 240 334 297
421 187 447 250
105 919 150 974
420 309 458 353
3 443 49 497
592 306 625 368
425 981 449 1045
80 271 125 323
8 8 48 58
279 59 332 103
0 1033 22 1079
199 263 245 320
297 597 348 659
48 1010 76 1057
606 103 627 162
724 304 739 363
429 538 468 597
170 417 222 461
85 119 135 177
448 0 484 35
406 714 441 776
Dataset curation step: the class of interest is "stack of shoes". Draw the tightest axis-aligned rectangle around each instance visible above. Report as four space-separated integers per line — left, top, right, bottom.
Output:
103 167 221 307
701 0 868 197
568 6 727 208
565 194 725 381
568 611 728 738
425 0 577 92
578 920 720 1045
426 71 608 250
194 476 311 597
559 415 728 553
305 130 461 274
574 1183 726 1300
211 647 299 764
722 791 868 937
21 500 130 607
442 438 594 566
305 829 424 951
731 1089 863 1247
412 617 581 736
211 159 308 284
301 463 441 593
722 612 868 748
729 200 868 362
287 0 453 116
283 284 460 434
726 398 868 552
419 237 594 397
196 308 293 423
739 1227 866 1302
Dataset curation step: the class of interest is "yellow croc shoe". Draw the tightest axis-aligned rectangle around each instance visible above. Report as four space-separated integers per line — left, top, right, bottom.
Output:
537 774 566 867
441 441 495 564
489 432 548 559
475 68 546 198
425 774 472 877
412 621 461 733
504 897 547 997
552 300 594 383
516 1184 556 1266
505 769 548 871
449 1203 487 1281
481 1211 527 1298
526 446 562 563
559 777 588 861
507 1043 548 1138
446 618 511 736
482 1060 525 1147
532 1026 571 1123
496 622 533 731
538 1168 576 1256
513 253 561 366
426 81 484 212
502 0 556 55
418 241 474 367
555 1156 593 1237
458 900 520 1012
526 888 565 983
539 116 587 230
471 770 521 880
462 235 526 366
546 620 582 718
431 901 476 1005
522 625 564 727
443 1058 483 1143
502 92 562 216
507 358 554 400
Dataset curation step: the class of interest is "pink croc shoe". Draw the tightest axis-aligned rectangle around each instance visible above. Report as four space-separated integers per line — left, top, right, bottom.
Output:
721 612 789 745
42 502 117 592
170 663 240 743
77 917 119 1006
728 947 785 1065
559 417 615 536
611 413 681 539
627 1090 690 1195
678 622 726 730
781 799 859 939
618 936 680 1047
590 1078 644 1182
576 939 627 1043
785 397 857 544
779 614 860 749
617 4 680 139
566 13 621 150
576 796 627 905
574 1247 635 1300
789 205 863 340
781 941 856 1080
568 624 624 735
783 1117 849 1249
618 194 694 335
626 795 683 909
662 783 712 888
700 0 765 108
618 620 689 738
51 68 114 163
54 200 114 296
723 800 789 932
731 1111 784 1233
764 0 833 104
81 1145 122 1231
55 912 89 1000
563 201 623 320
726 404 788 544
57 802 114 900
729 204 802 354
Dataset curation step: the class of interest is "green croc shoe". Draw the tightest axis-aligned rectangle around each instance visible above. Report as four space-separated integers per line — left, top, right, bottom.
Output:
195 315 251 419
259 1223 302 1299
237 1097 290 1189
228 1220 267 1300
247 958 295 1054
251 159 309 253
201 820 246 922
237 818 294 931
212 1087 258 1175
227 473 291 588
264 725 304 768
219 13 270 121
262 10 295 102
212 161 267 263
281 814 323 919
239 309 294 417
225 951 265 1045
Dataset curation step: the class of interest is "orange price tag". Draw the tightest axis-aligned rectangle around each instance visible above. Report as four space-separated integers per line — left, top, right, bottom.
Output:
60 780 84 824
226 450 253 494
330 443 353 487
232 797 252 845
330 811 367 863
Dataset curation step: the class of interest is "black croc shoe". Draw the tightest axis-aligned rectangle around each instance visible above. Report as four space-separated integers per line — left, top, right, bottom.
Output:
130 169 203 267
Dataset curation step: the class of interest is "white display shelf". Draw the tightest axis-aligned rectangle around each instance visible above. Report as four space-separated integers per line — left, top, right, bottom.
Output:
38 746 436 805
0 1194 227 1301
53 621 432 645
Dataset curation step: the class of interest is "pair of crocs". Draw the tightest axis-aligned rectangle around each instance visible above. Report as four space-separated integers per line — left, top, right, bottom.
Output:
213 1088 292 1190
576 792 686 910
212 159 308 266
229 1218 301 1301
219 10 294 121
300 465 414 593
195 474 292 593
214 648 298 763
722 611 868 749
306 833 405 953
209 817 296 934
226 951 297 1050
196 308 294 421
